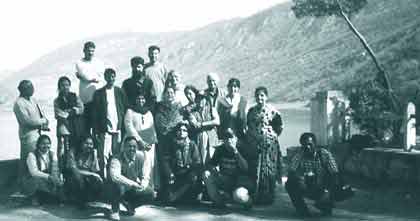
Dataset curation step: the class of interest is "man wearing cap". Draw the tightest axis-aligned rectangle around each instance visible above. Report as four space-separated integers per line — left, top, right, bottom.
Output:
203 128 253 209
122 56 156 110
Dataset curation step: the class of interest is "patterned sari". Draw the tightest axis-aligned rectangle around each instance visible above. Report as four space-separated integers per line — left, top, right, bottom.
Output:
246 104 283 205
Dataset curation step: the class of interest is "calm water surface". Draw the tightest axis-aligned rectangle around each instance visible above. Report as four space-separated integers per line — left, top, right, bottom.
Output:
0 108 309 161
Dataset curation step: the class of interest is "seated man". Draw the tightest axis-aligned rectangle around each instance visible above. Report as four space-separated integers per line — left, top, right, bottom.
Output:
22 135 64 205
163 122 202 204
286 132 340 217
203 128 253 209
65 135 103 207
108 136 154 220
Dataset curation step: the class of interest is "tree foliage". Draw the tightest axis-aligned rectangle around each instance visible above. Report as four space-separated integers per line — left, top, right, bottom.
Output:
292 0 368 18
348 81 402 145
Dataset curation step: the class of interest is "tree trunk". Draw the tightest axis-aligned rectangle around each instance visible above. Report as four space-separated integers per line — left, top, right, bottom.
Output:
335 0 400 113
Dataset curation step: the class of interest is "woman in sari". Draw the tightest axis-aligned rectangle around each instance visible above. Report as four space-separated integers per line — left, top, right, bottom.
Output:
188 95 220 165
154 86 184 201
54 76 84 170
246 86 284 205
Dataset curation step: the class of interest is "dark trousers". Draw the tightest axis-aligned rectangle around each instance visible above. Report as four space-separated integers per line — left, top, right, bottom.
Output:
285 176 332 213
108 182 154 212
65 172 103 203
83 102 93 134
169 170 202 203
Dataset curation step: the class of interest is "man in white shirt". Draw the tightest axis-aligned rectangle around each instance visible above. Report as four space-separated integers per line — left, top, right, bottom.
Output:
92 68 127 179
75 41 105 132
13 80 49 188
144 45 168 103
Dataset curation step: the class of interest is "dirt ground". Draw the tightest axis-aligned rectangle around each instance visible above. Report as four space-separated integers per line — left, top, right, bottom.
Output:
1 178 419 221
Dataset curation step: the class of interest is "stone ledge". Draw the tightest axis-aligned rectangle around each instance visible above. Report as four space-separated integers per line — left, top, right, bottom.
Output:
337 145 420 185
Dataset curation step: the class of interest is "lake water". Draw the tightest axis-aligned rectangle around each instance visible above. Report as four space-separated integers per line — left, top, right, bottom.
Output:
0 108 309 161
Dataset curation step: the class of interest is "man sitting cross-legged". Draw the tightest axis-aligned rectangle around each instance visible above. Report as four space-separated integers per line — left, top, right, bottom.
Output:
107 136 154 221
203 128 254 209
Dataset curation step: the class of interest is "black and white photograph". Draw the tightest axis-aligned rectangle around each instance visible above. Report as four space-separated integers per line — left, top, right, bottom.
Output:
0 0 419 220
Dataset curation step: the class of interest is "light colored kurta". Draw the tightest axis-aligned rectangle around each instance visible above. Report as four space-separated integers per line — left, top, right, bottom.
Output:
13 97 46 159
23 151 62 196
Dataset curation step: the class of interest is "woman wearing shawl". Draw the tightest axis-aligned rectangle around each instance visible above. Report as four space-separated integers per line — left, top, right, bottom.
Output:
154 86 184 201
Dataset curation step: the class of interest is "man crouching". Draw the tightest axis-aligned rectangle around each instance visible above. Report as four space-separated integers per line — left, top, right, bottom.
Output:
286 132 340 217
107 136 154 220
203 128 253 209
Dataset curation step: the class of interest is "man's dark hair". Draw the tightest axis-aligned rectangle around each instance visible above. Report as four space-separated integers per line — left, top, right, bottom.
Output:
299 132 317 146
221 128 236 139
148 45 160 54
104 68 116 76
228 78 241 88
174 121 189 132
124 136 138 144
17 80 31 93
255 86 268 97
57 76 71 90
83 41 96 51
130 56 145 67
36 134 52 149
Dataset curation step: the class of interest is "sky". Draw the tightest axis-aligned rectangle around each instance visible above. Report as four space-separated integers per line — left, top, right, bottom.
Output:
0 0 289 71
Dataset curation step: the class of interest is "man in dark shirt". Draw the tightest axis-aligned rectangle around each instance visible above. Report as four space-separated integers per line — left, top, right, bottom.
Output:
286 132 340 217
122 56 156 110
203 128 253 209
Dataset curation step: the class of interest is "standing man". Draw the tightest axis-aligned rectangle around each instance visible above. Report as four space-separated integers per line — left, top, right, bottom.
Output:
13 80 49 187
203 72 226 109
144 45 168 103
92 68 127 178
75 41 105 133
122 56 156 110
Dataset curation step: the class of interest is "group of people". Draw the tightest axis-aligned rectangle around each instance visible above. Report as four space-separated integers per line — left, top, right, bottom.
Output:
13 41 344 220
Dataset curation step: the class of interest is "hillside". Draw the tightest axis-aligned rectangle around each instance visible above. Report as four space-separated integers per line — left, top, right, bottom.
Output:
1 0 419 108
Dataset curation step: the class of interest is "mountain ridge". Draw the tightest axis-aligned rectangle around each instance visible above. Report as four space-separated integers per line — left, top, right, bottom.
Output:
1 0 419 108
